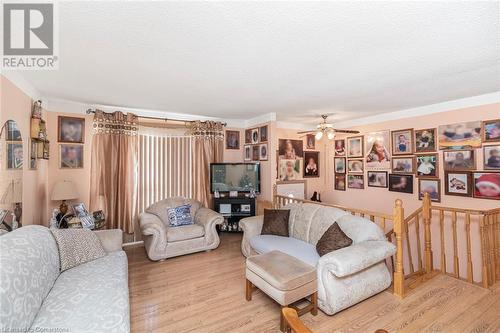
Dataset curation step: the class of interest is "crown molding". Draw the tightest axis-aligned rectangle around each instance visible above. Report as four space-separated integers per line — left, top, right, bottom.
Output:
244 113 276 128
333 92 500 129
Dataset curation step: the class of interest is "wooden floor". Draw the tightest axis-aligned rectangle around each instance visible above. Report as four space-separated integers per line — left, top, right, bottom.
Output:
127 233 500 333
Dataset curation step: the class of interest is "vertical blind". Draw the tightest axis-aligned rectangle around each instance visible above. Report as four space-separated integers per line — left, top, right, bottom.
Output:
137 134 193 214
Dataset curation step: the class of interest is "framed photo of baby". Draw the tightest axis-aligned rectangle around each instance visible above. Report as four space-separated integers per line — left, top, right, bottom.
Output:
391 129 414 155
347 136 363 158
279 159 303 181
347 159 364 174
418 179 441 202
303 151 319 178
334 175 346 191
365 131 391 169
438 121 482 149
334 139 346 156
482 119 500 143
473 172 500 200
443 150 475 171
484 145 500 170
279 139 304 160
415 128 437 153
416 154 438 178
334 157 346 174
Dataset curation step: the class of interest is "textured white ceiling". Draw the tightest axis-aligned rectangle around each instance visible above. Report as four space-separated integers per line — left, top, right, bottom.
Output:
15 1 500 125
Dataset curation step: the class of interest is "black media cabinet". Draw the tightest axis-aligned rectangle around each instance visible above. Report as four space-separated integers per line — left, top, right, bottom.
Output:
213 196 256 233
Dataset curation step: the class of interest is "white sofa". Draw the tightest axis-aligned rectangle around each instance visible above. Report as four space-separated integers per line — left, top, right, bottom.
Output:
240 202 396 315
0 225 129 333
139 197 224 261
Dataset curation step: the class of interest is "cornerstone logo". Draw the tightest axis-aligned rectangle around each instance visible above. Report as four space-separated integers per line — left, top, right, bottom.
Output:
2 1 58 70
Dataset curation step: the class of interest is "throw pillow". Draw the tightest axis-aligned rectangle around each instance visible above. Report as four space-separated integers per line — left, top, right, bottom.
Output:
316 222 353 257
167 204 194 227
261 209 290 237
50 228 106 272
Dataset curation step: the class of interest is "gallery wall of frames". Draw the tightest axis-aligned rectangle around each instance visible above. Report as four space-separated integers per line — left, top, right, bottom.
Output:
333 119 499 201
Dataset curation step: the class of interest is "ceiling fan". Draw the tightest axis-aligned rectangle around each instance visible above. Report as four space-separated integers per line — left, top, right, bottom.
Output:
297 115 359 140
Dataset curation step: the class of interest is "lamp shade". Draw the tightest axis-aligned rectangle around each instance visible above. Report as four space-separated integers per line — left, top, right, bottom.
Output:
51 180 79 201
0 179 22 204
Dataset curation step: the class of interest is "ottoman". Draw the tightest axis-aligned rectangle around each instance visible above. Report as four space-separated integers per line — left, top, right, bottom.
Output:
245 250 318 332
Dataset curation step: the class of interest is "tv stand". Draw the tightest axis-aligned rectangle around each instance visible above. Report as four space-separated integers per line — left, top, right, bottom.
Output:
213 196 256 233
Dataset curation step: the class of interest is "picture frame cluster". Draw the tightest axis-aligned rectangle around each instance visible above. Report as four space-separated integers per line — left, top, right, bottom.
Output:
333 118 499 201
58 116 85 169
237 125 268 162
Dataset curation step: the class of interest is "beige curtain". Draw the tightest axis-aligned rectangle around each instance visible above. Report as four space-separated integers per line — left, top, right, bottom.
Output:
90 110 138 234
188 121 224 208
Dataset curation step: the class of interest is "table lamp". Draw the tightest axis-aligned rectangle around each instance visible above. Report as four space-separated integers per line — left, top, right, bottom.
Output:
51 180 79 215
0 179 23 225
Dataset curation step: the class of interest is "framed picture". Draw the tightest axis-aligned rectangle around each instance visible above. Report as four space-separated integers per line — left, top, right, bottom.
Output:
445 171 472 197
245 129 252 144
278 139 303 160
347 174 364 189
251 128 259 144
438 121 482 149
418 178 441 202
30 139 37 170
368 171 388 188
392 156 415 174
276 180 307 199
260 125 268 143
225 130 240 150
388 174 414 194
391 129 414 155
415 128 437 153
93 210 105 221
303 151 319 177
59 144 84 169
473 172 500 200
244 145 251 161
259 144 268 161
72 203 89 217
252 145 260 161
416 154 438 178
484 145 500 170
335 174 346 191
80 215 95 229
279 159 303 181
6 143 23 169
6 120 22 141
482 119 500 143
347 136 364 158
334 157 346 174
365 131 391 169
58 116 85 143
347 159 364 174
334 139 345 156
443 149 475 171
306 134 315 149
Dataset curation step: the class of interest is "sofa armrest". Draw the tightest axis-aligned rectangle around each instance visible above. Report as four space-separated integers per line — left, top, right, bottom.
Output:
139 213 167 238
195 207 224 247
318 240 396 277
94 229 123 253
240 215 264 257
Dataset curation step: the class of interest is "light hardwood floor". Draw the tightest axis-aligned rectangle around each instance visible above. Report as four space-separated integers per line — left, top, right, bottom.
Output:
127 233 500 333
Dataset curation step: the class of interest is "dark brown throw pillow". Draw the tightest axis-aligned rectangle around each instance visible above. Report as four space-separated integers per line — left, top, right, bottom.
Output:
261 209 290 237
316 222 353 256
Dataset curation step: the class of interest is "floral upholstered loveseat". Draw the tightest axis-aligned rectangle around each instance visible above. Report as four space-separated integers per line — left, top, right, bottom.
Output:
0 225 129 333
240 202 396 315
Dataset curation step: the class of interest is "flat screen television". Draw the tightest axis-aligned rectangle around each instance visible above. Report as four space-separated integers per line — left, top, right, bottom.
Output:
210 163 260 193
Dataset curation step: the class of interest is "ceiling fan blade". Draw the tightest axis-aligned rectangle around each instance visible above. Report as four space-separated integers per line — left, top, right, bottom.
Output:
296 130 315 134
333 129 360 134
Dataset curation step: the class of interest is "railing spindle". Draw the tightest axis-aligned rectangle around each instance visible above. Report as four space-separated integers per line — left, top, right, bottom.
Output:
440 210 446 274
393 199 405 298
405 220 414 274
488 215 496 284
452 211 459 278
422 193 433 273
480 216 489 288
415 214 423 272
466 213 473 283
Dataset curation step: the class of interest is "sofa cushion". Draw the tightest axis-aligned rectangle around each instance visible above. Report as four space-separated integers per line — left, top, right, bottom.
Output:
246 250 316 291
167 224 205 242
261 209 290 237
167 204 194 227
316 222 353 256
336 214 386 244
30 251 129 333
50 228 106 272
0 226 60 331
146 197 202 224
249 234 320 267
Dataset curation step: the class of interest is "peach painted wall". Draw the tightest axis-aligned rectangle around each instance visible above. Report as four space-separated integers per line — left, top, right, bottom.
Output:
0 75 49 226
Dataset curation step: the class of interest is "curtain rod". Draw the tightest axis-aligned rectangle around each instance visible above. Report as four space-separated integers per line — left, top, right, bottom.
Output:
85 109 227 126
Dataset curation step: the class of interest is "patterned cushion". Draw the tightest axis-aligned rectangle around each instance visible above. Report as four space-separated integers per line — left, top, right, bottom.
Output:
261 209 290 237
316 222 353 256
0 226 60 331
167 204 194 227
50 228 106 272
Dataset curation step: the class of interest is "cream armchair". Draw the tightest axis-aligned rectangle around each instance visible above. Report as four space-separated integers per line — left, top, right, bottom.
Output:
139 197 224 261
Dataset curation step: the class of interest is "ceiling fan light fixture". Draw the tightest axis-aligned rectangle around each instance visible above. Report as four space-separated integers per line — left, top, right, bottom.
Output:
327 130 335 140
315 131 323 140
